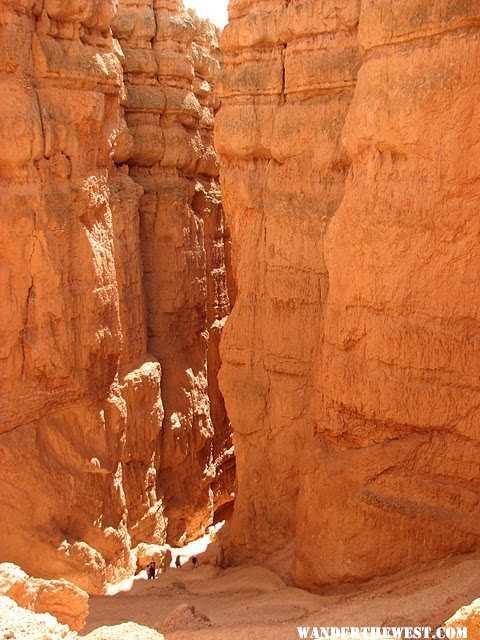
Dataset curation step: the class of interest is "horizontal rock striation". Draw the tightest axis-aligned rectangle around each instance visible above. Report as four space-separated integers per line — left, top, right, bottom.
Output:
0 0 233 592
216 0 361 564
217 0 480 588
295 0 480 589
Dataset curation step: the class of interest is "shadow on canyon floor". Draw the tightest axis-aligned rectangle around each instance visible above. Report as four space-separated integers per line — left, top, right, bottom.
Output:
82 549 480 639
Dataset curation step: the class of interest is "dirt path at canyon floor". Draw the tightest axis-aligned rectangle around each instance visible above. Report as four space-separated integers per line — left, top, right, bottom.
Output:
82 537 480 640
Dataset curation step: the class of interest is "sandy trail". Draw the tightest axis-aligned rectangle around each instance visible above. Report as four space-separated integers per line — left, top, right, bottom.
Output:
82 544 480 640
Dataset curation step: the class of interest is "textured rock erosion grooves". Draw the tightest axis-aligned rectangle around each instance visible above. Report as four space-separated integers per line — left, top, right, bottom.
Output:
294 1 480 589
0 0 164 593
216 0 360 563
112 0 235 545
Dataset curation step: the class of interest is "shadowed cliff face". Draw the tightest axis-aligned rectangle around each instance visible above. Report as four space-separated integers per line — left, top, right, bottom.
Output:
217 0 480 588
0 0 233 593
112 0 235 544
215 0 361 564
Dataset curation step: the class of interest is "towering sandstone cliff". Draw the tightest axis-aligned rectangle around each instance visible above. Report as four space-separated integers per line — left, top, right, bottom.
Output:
216 0 361 565
0 0 232 592
2 0 478 599
112 0 235 543
217 0 480 588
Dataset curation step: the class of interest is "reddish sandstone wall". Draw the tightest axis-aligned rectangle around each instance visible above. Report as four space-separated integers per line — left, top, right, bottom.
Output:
0 0 164 593
217 0 480 587
0 0 233 592
216 0 361 564
112 0 235 544
295 0 480 589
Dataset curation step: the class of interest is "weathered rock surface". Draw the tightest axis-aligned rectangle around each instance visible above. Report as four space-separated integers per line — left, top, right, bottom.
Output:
0 0 164 594
112 0 235 544
0 0 233 594
217 0 480 588
0 595 164 640
294 0 480 589
446 598 480 638
0 563 89 631
216 0 361 564
0 595 75 640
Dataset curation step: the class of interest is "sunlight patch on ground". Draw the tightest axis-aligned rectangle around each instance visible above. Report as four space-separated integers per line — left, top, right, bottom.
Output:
170 521 225 568
105 521 225 594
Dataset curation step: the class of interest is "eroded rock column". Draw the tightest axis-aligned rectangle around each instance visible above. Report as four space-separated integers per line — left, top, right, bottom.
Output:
295 0 480 589
113 0 235 543
216 0 360 563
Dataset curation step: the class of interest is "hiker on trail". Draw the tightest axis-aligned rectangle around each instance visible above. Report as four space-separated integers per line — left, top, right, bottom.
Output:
146 561 156 579
192 556 198 569
175 555 181 569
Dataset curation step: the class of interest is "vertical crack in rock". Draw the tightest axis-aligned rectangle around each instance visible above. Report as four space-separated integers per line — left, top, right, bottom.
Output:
280 43 287 106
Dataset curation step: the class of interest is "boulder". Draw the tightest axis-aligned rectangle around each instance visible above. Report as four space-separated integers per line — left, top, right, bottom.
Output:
0 563 88 631
133 544 172 574
445 598 480 638
0 595 75 640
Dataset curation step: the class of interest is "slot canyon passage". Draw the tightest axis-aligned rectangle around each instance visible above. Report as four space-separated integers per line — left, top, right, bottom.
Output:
0 0 479 638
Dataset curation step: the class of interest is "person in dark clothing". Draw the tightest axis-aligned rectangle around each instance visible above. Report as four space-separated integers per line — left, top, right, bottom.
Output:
192 556 198 569
175 555 181 569
146 561 156 579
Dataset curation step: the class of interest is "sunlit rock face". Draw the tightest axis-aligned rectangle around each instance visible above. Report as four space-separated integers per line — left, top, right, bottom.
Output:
0 562 89 632
0 0 164 594
217 0 480 588
216 0 360 566
0 0 233 592
296 0 480 589
112 0 235 544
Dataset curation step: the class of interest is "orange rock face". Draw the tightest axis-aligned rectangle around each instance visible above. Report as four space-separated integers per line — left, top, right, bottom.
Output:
0 0 164 594
217 0 480 587
446 598 480 638
294 0 480 589
112 0 235 543
0 595 76 640
216 0 360 563
0 563 89 631
0 0 233 593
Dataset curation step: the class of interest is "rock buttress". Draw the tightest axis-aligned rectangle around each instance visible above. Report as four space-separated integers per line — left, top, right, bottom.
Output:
112 0 235 544
0 0 165 593
294 0 480 588
216 0 360 564
218 0 480 588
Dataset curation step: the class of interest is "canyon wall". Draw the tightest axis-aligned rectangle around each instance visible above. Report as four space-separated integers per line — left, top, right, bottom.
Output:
217 0 480 588
0 0 232 592
112 0 235 543
216 0 361 562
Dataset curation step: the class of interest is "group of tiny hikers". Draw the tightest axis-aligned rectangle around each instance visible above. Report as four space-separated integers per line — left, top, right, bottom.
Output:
146 555 198 578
